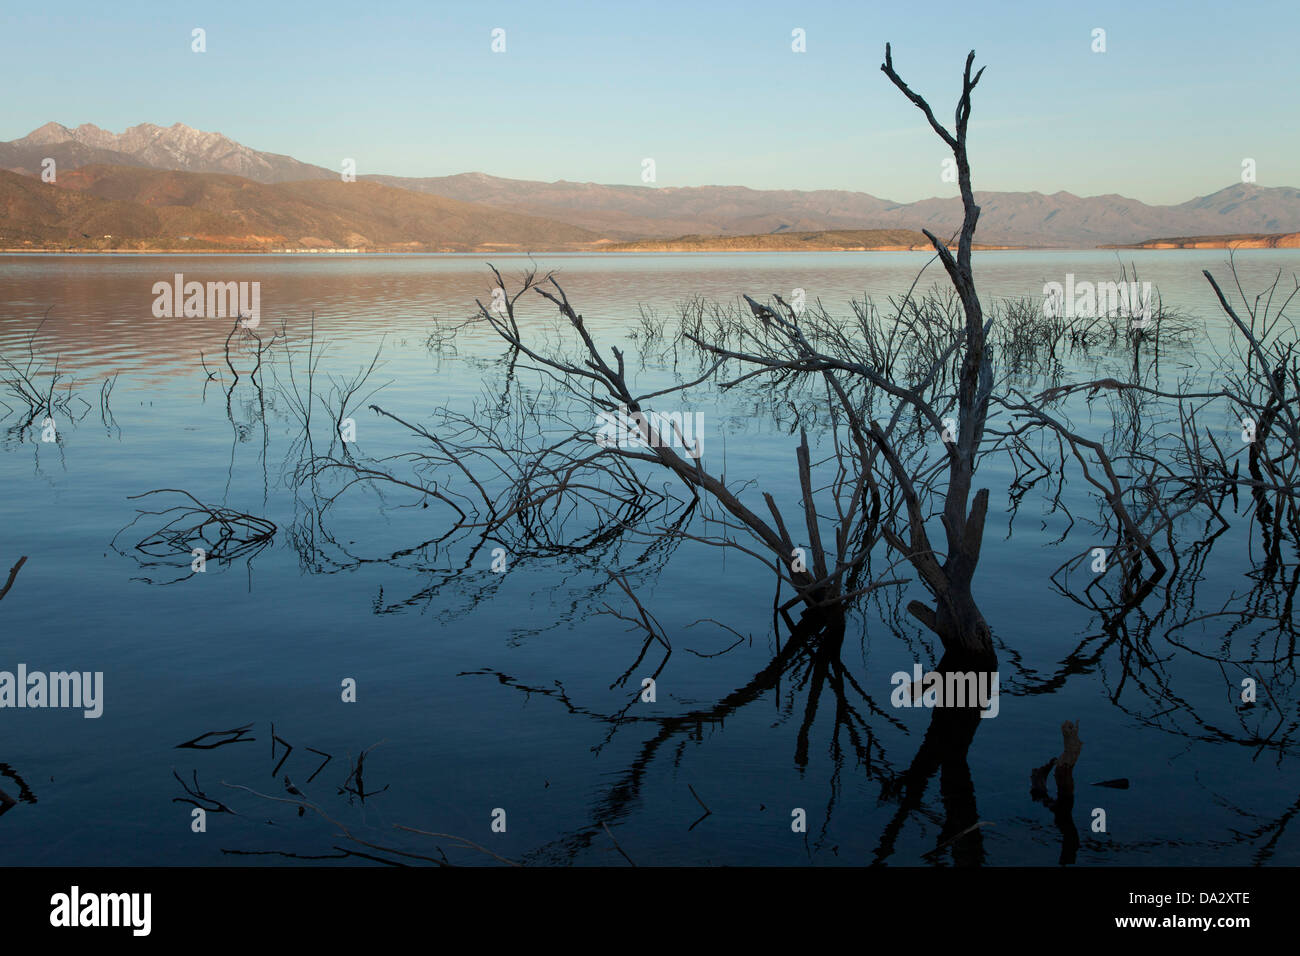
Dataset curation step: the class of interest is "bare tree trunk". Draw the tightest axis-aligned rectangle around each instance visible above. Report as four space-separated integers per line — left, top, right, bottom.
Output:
881 45 995 669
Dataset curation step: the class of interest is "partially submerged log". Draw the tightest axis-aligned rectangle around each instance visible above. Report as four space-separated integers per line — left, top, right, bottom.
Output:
1031 719 1083 865
1054 719 1082 796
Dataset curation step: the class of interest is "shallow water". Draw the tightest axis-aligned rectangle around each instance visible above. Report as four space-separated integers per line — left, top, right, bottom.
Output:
1 249 1296 866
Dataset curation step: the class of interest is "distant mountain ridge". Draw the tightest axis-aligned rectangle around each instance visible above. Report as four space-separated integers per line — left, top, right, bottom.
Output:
372 175 1300 247
0 165 600 251
3 122 334 183
4 122 1300 248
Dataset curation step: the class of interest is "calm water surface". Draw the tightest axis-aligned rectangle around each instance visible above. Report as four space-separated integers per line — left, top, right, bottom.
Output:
1 250 1296 865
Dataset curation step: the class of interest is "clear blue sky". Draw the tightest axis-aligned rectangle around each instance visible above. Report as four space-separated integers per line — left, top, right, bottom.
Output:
4 0 1298 203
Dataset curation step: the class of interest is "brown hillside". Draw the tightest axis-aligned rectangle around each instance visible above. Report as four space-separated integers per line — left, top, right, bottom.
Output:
1103 231 1300 250
2 165 604 251
0 168 165 245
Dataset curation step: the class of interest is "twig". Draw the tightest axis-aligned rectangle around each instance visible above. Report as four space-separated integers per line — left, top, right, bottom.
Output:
687 783 712 831
601 822 637 866
0 555 27 602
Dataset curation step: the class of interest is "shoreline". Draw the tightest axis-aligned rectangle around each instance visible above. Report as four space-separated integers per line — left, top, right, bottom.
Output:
0 244 1048 255
6 245 1295 256
7 237 1293 254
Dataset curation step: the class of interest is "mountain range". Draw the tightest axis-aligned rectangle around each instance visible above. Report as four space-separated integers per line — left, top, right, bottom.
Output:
0 165 599 251
4 121 1300 251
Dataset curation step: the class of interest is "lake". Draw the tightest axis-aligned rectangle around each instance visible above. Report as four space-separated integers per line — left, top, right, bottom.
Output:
1 249 1297 866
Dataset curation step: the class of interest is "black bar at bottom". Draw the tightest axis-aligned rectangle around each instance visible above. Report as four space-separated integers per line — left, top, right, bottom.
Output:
0 866 1271 941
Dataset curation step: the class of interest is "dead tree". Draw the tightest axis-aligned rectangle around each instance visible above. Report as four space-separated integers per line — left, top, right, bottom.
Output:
301 48 1009 675
676 46 996 669
876 46 994 668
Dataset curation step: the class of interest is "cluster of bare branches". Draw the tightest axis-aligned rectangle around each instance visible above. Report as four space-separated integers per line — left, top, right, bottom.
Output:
299 261 906 642
0 310 96 444
1005 256 1300 612
112 488 276 584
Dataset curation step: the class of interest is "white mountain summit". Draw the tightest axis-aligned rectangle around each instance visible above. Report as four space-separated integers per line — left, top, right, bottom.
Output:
11 121 332 182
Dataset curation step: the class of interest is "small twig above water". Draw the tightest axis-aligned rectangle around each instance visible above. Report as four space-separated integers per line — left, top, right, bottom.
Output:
0 555 27 602
687 783 712 831
602 822 637 866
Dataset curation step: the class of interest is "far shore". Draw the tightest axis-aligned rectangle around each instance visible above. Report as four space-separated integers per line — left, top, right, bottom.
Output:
5 234 1300 256
2 245 1026 255
1101 232 1300 251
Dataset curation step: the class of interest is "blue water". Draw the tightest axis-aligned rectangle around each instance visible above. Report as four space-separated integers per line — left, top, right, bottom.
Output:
0 250 1296 866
